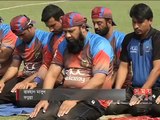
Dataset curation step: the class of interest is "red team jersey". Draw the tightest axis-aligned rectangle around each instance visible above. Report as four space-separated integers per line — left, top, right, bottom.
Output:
106 30 132 88
13 29 53 77
0 23 17 76
53 32 114 88
49 33 65 54
53 32 114 108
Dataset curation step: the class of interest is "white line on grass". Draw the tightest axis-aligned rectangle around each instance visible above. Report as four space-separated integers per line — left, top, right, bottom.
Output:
0 1 65 11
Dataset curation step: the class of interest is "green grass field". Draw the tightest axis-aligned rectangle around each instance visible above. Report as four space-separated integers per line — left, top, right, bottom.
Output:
0 1 160 33
0 0 160 120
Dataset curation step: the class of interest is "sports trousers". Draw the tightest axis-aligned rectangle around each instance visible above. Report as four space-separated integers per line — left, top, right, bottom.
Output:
0 76 42 107
105 86 160 117
28 88 105 120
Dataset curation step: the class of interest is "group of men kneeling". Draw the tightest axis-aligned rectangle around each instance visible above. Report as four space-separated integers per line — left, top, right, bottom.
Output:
0 3 160 120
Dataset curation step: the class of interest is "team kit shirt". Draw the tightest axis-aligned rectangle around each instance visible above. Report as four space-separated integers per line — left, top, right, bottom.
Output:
13 29 53 77
108 30 125 71
53 32 114 88
0 23 17 76
48 32 65 54
48 32 65 84
108 30 132 87
53 32 114 108
120 28 160 87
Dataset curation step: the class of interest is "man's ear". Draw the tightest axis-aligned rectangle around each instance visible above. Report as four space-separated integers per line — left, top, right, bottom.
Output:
59 16 63 23
80 24 87 35
81 24 85 28
105 18 112 26
108 19 113 25
149 18 153 25
28 24 33 28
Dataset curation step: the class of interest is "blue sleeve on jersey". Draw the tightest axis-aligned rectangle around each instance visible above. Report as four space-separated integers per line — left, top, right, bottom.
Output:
0 23 11 38
15 38 23 47
36 29 52 46
88 33 114 61
46 32 54 52
57 39 67 56
114 31 125 50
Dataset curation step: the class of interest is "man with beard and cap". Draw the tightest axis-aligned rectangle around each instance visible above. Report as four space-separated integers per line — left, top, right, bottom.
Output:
106 3 160 117
91 7 132 89
28 12 114 120
0 15 53 107
21 4 65 88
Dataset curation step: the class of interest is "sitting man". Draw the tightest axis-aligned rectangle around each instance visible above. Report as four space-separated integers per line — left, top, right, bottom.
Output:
24 4 66 87
0 16 17 77
91 6 132 89
29 12 114 120
107 3 160 117
0 16 17 104
0 15 53 107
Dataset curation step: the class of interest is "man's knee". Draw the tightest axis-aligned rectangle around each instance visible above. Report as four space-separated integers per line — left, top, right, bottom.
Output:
129 104 150 116
27 109 56 120
151 104 160 117
57 115 94 120
105 104 129 115
27 117 41 120
57 116 77 120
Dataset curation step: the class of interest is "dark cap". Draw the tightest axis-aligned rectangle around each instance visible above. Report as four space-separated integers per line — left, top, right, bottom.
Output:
61 12 89 28
91 7 116 26
10 15 35 35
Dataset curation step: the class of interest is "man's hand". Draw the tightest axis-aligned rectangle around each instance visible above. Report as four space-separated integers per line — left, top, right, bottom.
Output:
156 95 160 104
30 100 49 118
11 81 38 92
57 100 78 117
129 95 144 106
0 80 5 93
11 81 28 93
25 82 37 89
129 88 151 106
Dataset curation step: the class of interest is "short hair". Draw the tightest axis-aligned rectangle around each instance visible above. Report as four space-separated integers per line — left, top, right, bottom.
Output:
41 4 64 22
130 3 153 21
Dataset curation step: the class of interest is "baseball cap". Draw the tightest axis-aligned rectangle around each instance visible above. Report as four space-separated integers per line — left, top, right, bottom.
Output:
10 15 35 35
91 7 116 26
61 12 89 28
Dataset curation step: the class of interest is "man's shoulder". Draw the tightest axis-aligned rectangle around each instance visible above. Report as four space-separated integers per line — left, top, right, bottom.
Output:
88 32 110 45
113 30 126 45
35 29 52 44
125 32 134 38
151 28 160 38
0 23 10 29
15 38 23 48
123 32 135 41
35 29 51 37
0 23 11 35
87 32 113 57
57 39 67 52
114 30 125 36
119 32 135 47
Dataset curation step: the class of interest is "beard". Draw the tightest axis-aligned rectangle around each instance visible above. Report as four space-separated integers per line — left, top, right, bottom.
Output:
66 32 84 54
95 26 109 37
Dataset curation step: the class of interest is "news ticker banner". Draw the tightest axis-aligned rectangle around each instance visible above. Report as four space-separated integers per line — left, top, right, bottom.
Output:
16 89 126 101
